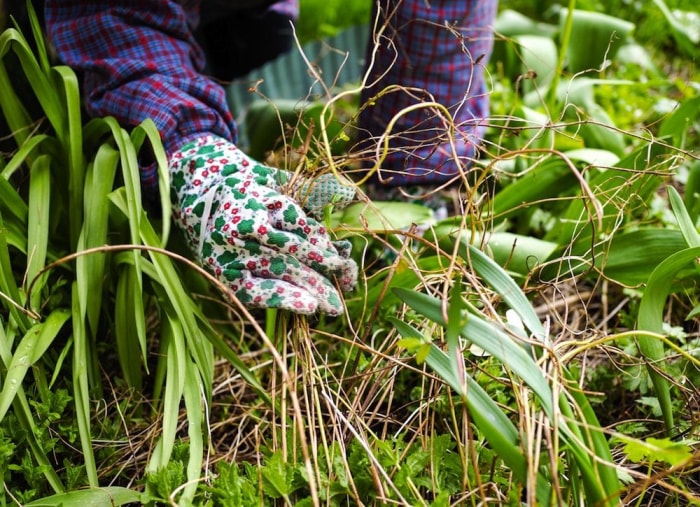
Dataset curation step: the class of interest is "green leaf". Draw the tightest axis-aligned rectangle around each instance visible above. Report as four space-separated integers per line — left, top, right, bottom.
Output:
77 143 119 335
130 120 171 245
261 451 293 499
182 359 205 504
0 309 70 422
330 201 434 232
389 316 552 500
650 0 699 58
71 282 99 487
668 185 700 248
490 157 578 222
26 154 51 311
560 9 635 74
0 212 31 331
658 96 700 148
52 65 85 248
637 246 700 432
0 133 49 180
622 436 694 467
24 487 142 507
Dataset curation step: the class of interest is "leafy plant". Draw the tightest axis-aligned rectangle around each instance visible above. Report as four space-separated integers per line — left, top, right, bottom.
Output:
0 5 266 504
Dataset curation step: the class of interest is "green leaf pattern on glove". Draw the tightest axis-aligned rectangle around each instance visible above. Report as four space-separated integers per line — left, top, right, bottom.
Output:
169 135 357 315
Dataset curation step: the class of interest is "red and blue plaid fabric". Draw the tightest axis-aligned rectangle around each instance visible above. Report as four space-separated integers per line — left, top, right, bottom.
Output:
44 0 496 189
359 0 497 186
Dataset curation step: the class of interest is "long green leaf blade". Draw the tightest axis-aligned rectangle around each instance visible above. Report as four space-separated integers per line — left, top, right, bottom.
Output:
637 246 700 432
0 309 69 421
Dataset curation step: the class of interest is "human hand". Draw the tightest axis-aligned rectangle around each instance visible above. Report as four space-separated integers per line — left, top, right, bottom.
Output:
169 135 357 315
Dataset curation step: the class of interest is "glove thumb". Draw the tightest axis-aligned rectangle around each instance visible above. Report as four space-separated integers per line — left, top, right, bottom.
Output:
296 173 355 219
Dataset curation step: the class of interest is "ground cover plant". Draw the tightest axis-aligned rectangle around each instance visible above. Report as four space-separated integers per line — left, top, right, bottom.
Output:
0 0 699 505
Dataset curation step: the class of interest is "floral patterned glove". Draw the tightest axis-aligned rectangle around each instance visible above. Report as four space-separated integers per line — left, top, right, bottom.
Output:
169 135 357 315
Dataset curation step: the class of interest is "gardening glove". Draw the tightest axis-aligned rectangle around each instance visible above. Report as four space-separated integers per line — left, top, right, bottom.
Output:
169 135 357 315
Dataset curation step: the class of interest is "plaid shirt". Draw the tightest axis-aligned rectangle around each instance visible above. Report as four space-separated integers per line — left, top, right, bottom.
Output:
45 0 496 188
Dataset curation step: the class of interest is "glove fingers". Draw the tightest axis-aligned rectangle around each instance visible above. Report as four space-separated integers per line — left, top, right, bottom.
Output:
204 190 357 288
216 248 346 316
231 272 319 315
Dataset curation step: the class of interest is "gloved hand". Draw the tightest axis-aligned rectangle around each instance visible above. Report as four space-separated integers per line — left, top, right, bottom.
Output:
169 135 357 315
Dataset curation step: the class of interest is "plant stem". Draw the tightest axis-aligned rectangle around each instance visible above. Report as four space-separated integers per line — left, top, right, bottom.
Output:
546 0 577 117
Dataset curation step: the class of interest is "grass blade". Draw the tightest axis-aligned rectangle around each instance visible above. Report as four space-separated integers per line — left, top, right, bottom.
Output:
130 119 171 245
668 185 700 247
0 28 64 134
394 288 552 407
0 212 31 331
76 143 119 334
114 263 145 388
52 65 84 248
0 320 65 493
182 359 205 504
23 487 142 506
26 154 51 311
0 133 49 180
0 309 69 421
71 282 98 486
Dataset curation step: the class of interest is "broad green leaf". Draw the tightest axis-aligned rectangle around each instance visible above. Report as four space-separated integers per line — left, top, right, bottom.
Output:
0 319 65 493
0 50 36 148
685 160 700 217
637 246 700 432
390 305 585 504
394 288 555 409
565 148 620 167
456 241 546 340
331 201 434 232
395 277 619 503
147 310 186 473
0 29 64 134
493 9 558 38
429 222 558 283
489 157 579 222
548 141 667 247
598 229 693 286
0 133 49 180
622 436 694 467
109 189 214 400
0 176 28 224
514 35 558 94
559 9 635 74
261 451 293 499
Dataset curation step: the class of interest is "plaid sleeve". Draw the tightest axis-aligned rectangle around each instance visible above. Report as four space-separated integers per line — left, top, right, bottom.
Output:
44 0 238 190
358 0 498 186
